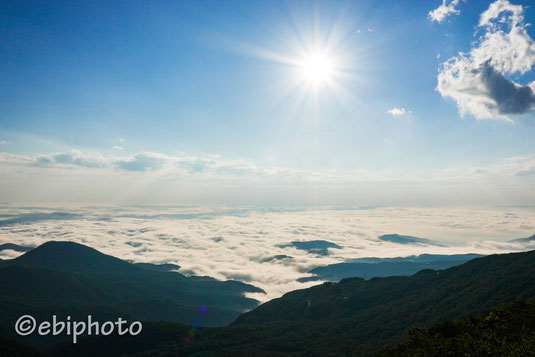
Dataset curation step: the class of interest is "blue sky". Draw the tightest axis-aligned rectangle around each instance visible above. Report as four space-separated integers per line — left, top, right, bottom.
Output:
0 0 534 205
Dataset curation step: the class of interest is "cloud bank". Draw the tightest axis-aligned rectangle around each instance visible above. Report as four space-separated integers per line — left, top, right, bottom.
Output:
0 205 533 300
437 0 535 120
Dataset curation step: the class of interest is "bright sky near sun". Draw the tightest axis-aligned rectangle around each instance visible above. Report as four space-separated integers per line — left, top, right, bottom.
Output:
0 0 534 206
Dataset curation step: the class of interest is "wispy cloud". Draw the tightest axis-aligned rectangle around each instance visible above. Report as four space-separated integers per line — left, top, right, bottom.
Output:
437 0 535 120
0 149 534 206
5 150 336 183
429 0 461 23
34 149 108 168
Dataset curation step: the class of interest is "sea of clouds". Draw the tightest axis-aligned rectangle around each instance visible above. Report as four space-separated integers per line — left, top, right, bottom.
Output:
0 204 534 301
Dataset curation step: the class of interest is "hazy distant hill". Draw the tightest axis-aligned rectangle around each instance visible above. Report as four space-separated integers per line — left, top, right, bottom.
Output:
0 241 262 347
378 234 444 246
299 253 483 282
277 240 342 256
51 249 535 356
0 212 79 226
508 234 535 244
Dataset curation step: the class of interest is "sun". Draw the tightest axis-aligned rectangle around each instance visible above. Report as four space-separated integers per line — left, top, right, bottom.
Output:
300 53 333 84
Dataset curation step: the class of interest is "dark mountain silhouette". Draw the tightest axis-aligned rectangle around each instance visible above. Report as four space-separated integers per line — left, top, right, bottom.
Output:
348 253 483 264
0 241 262 347
378 234 444 246
0 243 34 253
277 240 342 256
299 253 483 282
11 241 134 274
50 249 535 356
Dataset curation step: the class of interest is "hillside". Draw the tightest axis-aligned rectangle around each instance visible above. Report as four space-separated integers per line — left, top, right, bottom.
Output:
0 329 48 357
0 241 262 347
51 249 535 356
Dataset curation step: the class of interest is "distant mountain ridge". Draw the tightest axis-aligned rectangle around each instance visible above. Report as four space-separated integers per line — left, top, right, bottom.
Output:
0 243 34 253
348 253 483 263
299 253 483 282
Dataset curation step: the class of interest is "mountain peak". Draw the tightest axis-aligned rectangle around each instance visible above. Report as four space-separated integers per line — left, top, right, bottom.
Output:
12 241 133 274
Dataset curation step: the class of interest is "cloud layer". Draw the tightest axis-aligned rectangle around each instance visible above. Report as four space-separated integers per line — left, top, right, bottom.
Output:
0 205 533 300
437 0 535 120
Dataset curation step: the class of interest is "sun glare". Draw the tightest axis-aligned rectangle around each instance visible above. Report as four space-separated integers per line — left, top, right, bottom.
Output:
301 53 333 83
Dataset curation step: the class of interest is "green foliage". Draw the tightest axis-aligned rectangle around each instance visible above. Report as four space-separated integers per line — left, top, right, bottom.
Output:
379 301 535 356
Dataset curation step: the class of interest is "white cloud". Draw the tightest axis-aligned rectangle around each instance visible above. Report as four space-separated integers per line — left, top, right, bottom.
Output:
429 0 461 23
479 0 523 28
437 0 535 120
387 107 411 116
112 145 124 151
115 152 166 172
0 140 8 145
